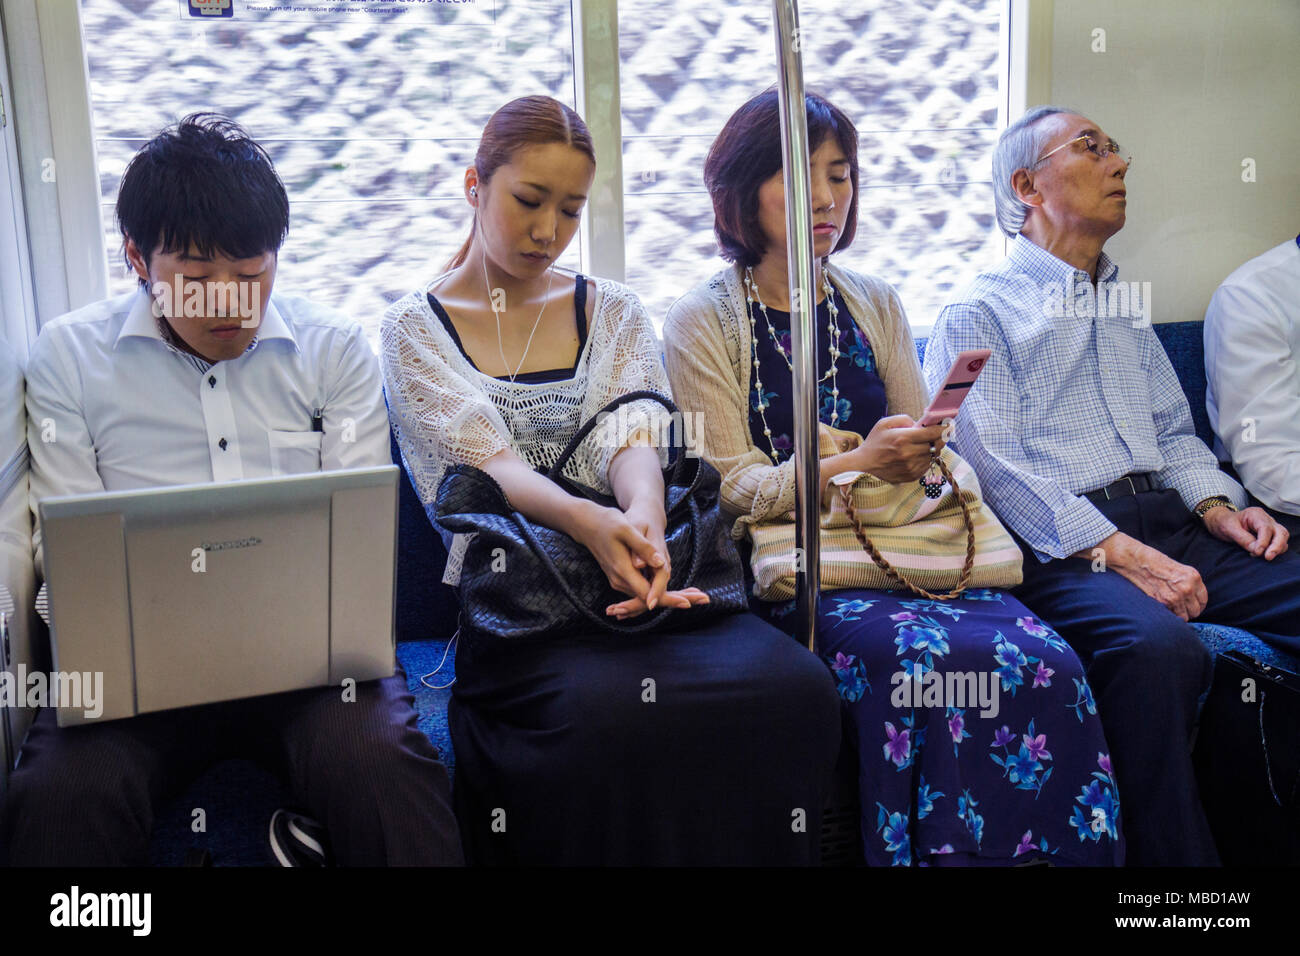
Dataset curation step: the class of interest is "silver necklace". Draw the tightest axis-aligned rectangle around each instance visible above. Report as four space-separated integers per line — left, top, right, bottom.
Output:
746 264 843 463
482 251 555 384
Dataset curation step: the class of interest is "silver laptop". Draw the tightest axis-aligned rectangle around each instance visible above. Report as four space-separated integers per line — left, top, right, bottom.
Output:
39 466 398 726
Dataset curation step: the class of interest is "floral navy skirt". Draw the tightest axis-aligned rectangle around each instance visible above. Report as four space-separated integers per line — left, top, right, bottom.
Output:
755 588 1125 866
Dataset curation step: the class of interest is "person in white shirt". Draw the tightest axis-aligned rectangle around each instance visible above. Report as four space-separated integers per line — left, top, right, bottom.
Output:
0 114 461 866
1204 235 1300 537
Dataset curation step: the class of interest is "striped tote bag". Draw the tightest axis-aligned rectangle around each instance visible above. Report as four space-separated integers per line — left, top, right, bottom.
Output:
748 428 1023 601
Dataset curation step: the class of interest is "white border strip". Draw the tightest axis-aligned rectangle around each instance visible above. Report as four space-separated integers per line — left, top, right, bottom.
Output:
0 0 107 331
0 13 39 358
1007 0 1054 120
571 0 625 283
36 0 107 312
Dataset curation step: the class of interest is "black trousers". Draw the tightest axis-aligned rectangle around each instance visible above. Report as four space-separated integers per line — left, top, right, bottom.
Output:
1009 488 1300 866
1 664 462 866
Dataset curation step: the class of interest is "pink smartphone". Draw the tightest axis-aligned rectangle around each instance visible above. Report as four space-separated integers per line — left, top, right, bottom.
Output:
919 349 992 427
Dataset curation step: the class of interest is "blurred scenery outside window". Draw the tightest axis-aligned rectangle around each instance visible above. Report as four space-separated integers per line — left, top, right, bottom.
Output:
620 0 1004 330
81 0 577 347
81 0 1002 344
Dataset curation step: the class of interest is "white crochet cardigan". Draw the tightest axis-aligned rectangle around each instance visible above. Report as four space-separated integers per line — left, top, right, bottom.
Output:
382 272 672 536
663 261 929 538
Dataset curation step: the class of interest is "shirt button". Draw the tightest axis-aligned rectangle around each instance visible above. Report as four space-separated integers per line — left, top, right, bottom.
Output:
218 438 228 450
208 375 217 388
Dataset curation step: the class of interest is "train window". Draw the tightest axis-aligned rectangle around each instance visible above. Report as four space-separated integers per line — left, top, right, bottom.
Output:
72 0 1006 343
78 0 579 348
619 0 1006 331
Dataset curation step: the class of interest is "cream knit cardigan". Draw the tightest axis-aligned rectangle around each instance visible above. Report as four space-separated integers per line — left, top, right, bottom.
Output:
664 261 929 539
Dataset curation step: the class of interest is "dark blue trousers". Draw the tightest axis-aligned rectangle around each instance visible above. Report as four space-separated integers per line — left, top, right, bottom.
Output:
1010 489 1300 867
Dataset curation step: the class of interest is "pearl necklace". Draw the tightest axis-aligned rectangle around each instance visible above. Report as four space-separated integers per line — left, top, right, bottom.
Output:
746 264 843 464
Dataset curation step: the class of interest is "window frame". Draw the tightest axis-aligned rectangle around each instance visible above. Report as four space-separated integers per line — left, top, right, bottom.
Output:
0 14 38 360
0 0 107 350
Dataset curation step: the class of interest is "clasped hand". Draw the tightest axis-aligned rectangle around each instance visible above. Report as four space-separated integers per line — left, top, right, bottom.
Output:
574 498 710 620
1202 505 1289 560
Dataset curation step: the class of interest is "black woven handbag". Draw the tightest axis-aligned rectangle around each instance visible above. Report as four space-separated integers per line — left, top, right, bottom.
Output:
433 390 747 640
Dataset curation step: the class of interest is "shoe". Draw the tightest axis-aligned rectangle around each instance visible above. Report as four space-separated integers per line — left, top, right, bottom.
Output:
269 808 333 867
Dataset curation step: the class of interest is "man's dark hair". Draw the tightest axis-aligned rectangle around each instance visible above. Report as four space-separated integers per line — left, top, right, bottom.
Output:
116 112 290 280
704 89 860 268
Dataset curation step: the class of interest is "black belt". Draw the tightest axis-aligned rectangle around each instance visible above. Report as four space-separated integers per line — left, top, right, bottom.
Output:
1083 473 1155 504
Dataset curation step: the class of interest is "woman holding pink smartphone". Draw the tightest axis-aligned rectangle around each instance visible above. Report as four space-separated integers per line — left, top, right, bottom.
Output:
664 90 1122 867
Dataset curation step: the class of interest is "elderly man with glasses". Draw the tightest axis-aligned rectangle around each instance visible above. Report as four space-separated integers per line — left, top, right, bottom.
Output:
923 106 1300 867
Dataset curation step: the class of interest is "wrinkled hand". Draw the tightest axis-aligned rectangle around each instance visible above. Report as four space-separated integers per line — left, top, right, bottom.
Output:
1202 505 1289 560
1110 535 1208 621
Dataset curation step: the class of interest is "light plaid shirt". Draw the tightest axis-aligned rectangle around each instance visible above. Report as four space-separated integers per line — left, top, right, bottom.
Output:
924 235 1246 563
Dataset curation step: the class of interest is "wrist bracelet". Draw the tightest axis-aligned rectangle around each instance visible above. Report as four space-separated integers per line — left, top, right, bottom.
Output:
1193 496 1237 519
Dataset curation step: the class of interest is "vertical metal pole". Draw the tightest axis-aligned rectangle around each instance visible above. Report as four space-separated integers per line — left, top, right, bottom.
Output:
771 0 820 651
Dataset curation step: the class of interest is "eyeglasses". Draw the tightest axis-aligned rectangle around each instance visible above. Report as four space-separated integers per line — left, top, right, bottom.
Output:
1033 134 1132 169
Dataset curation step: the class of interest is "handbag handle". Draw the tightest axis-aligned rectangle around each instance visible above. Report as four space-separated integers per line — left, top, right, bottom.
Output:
836 451 977 600
546 390 685 485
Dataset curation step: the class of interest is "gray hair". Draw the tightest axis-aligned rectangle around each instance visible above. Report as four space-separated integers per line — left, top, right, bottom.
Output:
992 105 1076 238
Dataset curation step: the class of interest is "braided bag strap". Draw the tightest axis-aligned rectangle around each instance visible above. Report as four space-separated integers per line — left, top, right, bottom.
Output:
835 451 977 600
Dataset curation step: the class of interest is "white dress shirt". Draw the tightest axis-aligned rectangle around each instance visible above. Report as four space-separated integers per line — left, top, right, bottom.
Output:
26 287 392 578
1204 237 1300 517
